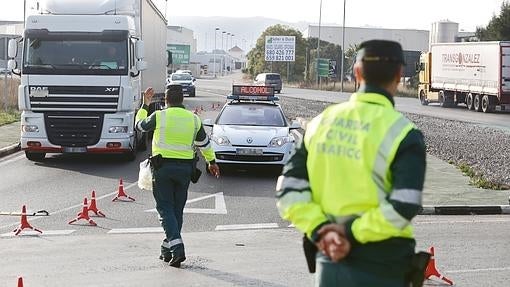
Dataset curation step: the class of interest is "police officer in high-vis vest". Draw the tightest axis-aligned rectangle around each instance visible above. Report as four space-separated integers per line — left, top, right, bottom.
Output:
276 40 426 286
136 85 220 267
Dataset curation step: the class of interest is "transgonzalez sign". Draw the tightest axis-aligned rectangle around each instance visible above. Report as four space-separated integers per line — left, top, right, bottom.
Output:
265 36 295 62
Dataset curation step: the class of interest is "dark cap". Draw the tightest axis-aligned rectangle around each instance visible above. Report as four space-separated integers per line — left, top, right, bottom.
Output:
356 40 405 65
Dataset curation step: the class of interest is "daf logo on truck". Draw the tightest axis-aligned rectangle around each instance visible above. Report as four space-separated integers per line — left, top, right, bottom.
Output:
29 86 49 97
105 87 119 93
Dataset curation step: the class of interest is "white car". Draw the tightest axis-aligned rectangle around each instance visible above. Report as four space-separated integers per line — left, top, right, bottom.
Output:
166 73 196 97
203 86 301 167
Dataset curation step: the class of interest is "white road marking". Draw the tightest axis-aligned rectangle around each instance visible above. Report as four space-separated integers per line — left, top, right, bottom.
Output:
145 192 227 214
215 223 279 231
446 266 510 274
0 181 138 230
415 218 510 225
0 153 24 167
1 229 76 237
288 224 295 228
107 227 164 234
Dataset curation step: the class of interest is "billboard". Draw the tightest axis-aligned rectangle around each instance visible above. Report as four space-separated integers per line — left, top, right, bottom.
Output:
167 44 190 65
265 36 295 62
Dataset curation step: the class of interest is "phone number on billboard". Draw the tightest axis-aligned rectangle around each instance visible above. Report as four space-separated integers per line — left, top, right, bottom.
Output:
265 52 295 61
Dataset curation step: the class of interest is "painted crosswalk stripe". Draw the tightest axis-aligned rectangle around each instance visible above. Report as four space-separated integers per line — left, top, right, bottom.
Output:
1 229 76 237
107 227 164 234
215 223 279 231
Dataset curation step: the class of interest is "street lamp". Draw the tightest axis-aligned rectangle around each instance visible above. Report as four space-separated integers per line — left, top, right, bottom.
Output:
340 0 346 92
317 0 323 87
214 27 219 78
222 31 226 75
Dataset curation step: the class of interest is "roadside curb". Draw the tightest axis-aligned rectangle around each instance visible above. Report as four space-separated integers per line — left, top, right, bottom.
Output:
420 205 510 215
0 143 20 158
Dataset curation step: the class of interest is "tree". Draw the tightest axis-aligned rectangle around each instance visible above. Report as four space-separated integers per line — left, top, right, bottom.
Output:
476 2 510 40
246 25 307 81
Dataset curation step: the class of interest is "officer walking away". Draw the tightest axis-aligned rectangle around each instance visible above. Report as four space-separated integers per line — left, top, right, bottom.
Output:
276 40 426 286
136 85 220 267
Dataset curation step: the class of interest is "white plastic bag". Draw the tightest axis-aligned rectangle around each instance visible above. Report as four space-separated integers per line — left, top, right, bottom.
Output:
138 159 153 191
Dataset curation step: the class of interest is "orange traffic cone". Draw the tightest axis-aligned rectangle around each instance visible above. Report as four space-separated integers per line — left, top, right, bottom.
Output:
112 178 135 202
13 205 43 236
424 246 454 285
17 277 23 287
193 107 199 115
88 190 105 217
68 198 97 226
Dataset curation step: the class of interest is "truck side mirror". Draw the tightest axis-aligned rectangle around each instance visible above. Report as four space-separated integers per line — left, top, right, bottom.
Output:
8 39 18 58
7 59 17 70
135 40 145 59
136 60 147 71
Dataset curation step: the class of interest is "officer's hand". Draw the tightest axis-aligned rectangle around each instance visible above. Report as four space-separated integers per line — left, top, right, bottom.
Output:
143 87 154 104
319 231 351 262
317 223 346 237
208 163 220 178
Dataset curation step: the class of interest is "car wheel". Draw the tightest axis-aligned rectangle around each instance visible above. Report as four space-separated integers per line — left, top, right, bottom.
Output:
25 151 45 162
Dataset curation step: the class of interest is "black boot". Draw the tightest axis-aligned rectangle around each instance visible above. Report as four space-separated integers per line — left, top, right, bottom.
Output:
169 253 186 268
159 239 172 262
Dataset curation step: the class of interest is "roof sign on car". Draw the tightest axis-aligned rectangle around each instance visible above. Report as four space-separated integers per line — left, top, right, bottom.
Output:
228 85 279 101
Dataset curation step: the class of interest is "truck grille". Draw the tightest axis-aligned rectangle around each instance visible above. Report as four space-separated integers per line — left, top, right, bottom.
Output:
44 113 103 147
29 86 119 113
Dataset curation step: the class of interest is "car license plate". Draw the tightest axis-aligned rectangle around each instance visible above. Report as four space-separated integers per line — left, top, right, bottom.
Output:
236 148 263 156
63 147 87 153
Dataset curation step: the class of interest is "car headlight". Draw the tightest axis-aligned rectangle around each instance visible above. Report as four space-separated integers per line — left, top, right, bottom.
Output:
22 125 39 133
109 126 128 133
269 135 294 147
211 135 230 146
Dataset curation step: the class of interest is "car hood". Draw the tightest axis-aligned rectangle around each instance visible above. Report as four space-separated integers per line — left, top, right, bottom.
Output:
213 125 288 146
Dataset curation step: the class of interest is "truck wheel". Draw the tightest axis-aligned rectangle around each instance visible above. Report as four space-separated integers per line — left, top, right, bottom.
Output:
419 91 429 106
481 95 494 113
473 94 482 112
466 93 474 110
25 151 46 162
438 91 450 108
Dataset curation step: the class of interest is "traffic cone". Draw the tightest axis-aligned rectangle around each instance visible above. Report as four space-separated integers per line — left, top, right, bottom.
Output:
13 205 43 236
211 103 215 110
112 178 135 202
424 246 454 285
17 277 23 287
68 198 97 226
193 107 199 115
200 105 204 112
88 190 105 217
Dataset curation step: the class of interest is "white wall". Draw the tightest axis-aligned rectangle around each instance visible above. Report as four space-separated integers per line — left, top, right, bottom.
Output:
305 25 429 52
167 26 196 53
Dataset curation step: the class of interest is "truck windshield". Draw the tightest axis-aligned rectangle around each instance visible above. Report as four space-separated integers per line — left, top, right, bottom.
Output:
23 32 128 76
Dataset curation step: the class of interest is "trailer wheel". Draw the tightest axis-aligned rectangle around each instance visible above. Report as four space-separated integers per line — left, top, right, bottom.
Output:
438 91 446 107
473 94 482 112
439 90 453 108
466 93 474 110
481 95 494 113
419 91 429 106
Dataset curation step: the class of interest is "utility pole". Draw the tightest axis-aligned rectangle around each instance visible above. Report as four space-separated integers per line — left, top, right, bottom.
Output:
341 0 347 92
214 27 219 78
317 0 323 88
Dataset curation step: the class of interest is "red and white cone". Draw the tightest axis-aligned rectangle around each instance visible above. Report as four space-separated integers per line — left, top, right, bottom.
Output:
88 190 105 217
424 246 454 285
68 198 97 226
13 205 43 236
17 277 23 287
112 178 135 202
200 105 205 112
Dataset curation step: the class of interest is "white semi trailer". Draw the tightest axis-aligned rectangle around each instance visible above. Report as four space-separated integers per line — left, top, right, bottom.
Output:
7 0 167 161
418 41 510 113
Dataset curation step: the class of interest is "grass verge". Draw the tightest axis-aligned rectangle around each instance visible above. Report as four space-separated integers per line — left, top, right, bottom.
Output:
456 162 509 190
0 110 21 126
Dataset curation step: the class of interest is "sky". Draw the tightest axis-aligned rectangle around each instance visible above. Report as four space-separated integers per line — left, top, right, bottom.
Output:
0 0 506 32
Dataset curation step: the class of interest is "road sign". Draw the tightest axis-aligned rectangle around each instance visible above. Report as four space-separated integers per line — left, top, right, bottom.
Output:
317 58 330 78
328 60 337 78
265 36 295 62
167 44 190 65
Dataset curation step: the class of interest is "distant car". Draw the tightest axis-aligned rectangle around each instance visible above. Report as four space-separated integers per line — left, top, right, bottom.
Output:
166 73 196 97
203 85 301 168
254 73 282 93
175 69 194 77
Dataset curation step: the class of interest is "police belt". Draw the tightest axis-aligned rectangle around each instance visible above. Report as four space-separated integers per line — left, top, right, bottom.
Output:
160 157 194 164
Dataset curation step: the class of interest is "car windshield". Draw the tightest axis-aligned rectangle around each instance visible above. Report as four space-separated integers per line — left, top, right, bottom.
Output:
266 74 281 80
217 104 286 127
172 74 192 81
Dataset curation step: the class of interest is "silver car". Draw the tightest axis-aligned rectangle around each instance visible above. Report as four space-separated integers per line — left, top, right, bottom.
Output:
254 73 282 93
203 90 301 167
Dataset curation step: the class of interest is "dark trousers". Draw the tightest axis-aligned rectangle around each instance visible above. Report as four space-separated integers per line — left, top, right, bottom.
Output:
315 253 408 287
152 161 193 254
